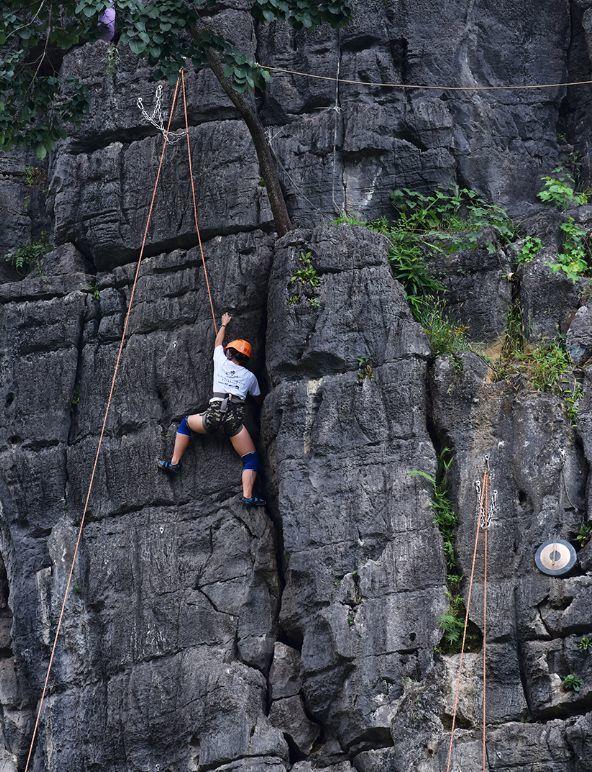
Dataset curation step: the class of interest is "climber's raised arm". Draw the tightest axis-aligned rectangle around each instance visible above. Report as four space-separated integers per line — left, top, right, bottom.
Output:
215 312 232 349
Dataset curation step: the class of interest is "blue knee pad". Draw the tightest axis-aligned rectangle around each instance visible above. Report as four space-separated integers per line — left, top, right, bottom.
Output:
177 416 192 437
242 451 260 472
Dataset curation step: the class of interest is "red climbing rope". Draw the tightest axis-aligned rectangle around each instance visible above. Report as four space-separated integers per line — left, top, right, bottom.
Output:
445 474 485 772
180 68 218 334
482 499 489 772
24 77 183 771
445 461 492 772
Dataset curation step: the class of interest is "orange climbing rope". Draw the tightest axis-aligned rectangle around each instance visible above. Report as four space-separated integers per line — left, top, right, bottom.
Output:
180 68 218 334
481 471 490 772
24 69 215 770
445 459 493 772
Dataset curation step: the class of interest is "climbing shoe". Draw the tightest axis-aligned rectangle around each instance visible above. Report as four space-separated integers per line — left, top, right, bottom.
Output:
157 459 181 475
241 495 266 508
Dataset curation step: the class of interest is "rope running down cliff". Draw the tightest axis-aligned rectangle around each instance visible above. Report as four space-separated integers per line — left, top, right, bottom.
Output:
24 69 217 770
445 460 493 772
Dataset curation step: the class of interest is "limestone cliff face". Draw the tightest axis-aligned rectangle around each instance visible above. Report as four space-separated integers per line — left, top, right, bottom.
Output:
2 2 592 770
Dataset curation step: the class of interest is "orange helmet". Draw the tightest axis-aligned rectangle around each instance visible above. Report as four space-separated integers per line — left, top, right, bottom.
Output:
225 339 253 358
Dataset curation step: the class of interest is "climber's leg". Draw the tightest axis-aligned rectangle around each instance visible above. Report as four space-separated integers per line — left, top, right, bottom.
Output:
158 414 206 473
171 413 207 462
170 434 190 466
230 426 256 496
187 413 207 434
230 426 265 506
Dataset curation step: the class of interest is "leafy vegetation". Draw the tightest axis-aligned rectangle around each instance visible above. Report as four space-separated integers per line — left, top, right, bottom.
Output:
516 236 543 265
538 167 589 210
578 635 592 652
105 44 120 77
88 282 101 301
565 384 583 427
356 356 374 381
336 187 512 360
410 449 478 654
535 168 592 281
498 302 525 369
496 304 566 393
288 250 321 307
562 674 583 693
438 591 466 651
0 0 349 160
23 166 47 188
70 387 81 407
576 523 592 548
528 340 572 393
550 218 592 282
495 303 583 424
388 187 515 252
410 449 457 577
2 239 48 275
334 211 446 321
412 297 470 358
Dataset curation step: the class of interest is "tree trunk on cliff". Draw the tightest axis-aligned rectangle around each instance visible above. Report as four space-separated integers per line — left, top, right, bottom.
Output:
206 51 292 238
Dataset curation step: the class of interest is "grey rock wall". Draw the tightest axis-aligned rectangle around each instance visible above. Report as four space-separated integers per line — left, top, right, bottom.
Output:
1 1 592 770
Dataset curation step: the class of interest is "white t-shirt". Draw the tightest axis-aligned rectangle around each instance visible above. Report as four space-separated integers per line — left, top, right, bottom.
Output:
212 346 261 400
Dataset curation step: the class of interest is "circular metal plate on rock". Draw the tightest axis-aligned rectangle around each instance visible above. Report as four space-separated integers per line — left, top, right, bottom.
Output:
535 539 577 576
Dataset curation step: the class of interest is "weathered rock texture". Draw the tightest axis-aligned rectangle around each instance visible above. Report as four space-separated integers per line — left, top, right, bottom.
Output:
1 1 592 770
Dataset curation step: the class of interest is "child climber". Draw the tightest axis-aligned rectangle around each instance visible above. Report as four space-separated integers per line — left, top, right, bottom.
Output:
158 312 266 507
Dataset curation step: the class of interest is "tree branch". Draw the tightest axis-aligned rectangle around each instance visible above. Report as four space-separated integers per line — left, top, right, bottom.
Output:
205 48 292 236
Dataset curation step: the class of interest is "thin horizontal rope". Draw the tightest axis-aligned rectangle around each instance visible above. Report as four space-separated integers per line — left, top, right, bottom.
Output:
260 63 592 92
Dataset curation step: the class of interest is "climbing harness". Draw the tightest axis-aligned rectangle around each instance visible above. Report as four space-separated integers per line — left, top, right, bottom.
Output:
211 391 246 414
212 392 246 402
24 69 216 770
446 457 497 772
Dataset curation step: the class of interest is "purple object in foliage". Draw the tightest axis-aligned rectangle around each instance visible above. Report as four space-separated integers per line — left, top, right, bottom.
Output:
98 3 116 42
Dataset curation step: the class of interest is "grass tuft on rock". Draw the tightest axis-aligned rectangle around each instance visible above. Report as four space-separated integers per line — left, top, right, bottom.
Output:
493 302 582 424
335 186 513 359
410 449 480 654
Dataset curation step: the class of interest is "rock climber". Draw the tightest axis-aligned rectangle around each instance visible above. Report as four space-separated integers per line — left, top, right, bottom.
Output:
158 313 266 507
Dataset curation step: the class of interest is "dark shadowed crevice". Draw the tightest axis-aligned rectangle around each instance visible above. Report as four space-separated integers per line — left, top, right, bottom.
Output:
67 295 89 448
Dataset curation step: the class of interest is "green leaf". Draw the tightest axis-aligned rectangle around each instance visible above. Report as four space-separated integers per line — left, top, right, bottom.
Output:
129 40 146 55
35 145 47 160
409 469 436 485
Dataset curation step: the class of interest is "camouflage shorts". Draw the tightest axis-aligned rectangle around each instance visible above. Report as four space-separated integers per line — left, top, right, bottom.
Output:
201 401 245 437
